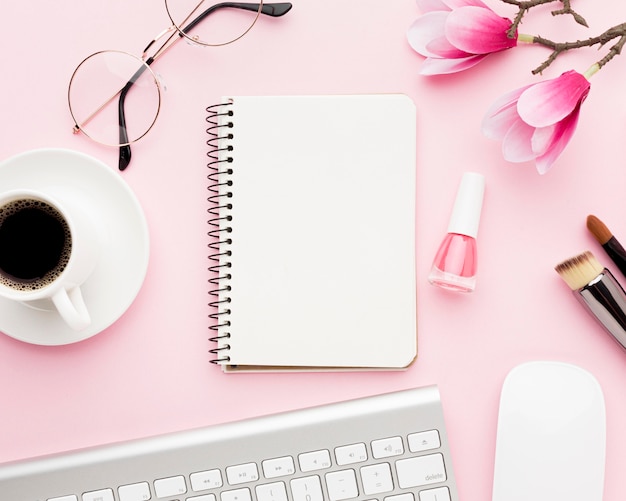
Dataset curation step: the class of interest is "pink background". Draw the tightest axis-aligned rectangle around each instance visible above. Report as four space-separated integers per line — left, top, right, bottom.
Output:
1 0 626 498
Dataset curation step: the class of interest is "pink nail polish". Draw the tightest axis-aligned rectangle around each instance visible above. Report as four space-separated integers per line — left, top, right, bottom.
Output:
428 172 485 292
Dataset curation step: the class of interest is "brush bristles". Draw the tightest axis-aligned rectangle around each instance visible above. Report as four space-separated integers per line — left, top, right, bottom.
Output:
586 215 613 245
555 251 604 290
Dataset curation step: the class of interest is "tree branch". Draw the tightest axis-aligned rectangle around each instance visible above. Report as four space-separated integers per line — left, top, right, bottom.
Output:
528 24 626 73
501 0 589 37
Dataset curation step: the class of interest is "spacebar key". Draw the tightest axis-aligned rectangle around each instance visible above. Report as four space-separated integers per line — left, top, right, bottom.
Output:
395 453 447 488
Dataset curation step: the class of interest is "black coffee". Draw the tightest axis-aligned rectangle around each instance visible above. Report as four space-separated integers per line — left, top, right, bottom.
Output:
0 199 72 291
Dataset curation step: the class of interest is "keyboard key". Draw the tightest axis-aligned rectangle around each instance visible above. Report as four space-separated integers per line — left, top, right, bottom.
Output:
191 469 223 491
396 454 447 488
226 463 260 485
119 482 151 501
188 495 217 501
408 430 440 453
335 443 367 465
291 475 324 501
299 450 332 472
361 463 393 495
154 475 187 498
49 496 78 501
372 437 404 459
222 487 252 501
255 481 289 501
385 494 414 501
83 489 114 501
262 456 296 478
326 469 359 501
418 487 451 501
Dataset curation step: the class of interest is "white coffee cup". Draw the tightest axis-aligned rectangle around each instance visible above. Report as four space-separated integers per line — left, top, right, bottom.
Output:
0 188 100 330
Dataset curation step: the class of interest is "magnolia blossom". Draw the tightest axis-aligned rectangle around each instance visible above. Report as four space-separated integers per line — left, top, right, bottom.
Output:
407 0 519 75
481 70 591 174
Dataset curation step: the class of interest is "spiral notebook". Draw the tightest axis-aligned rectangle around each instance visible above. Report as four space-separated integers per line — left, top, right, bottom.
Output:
206 94 417 372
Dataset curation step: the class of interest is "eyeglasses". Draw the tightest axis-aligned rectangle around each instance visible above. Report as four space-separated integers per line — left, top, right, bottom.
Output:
68 1 292 170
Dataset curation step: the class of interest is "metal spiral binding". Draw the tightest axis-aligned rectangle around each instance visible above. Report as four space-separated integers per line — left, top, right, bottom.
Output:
206 101 234 364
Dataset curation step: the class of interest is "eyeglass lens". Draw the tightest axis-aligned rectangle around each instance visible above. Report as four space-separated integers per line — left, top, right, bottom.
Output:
68 51 161 146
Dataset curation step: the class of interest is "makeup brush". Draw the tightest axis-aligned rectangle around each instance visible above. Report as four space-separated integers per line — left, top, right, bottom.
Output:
555 251 604 290
555 250 626 351
586 214 626 277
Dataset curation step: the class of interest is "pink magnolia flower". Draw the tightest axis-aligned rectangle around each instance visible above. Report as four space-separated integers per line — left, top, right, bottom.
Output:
407 0 518 75
481 70 591 174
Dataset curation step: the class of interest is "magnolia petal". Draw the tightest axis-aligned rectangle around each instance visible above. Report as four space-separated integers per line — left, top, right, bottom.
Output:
518 70 590 127
442 0 489 9
416 0 450 12
484 84 532 117
532 106 581 174
481 100 519 140
446 6 516 54
426 36 472 58
501 119 536 162
415 0 490 16
481 85 532 139
419 53 486 75
408 12 462 58
530 124 554 157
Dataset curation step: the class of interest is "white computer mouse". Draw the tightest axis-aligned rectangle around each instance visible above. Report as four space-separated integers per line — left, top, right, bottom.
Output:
492 361 606 501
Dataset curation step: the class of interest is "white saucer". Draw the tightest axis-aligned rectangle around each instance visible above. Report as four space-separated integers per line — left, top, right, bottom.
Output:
0 148 149 345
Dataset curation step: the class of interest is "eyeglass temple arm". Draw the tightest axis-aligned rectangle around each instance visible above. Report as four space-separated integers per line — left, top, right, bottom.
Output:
118 92 132 170
117 58 155 170
258 3 292 16
181 3 292 34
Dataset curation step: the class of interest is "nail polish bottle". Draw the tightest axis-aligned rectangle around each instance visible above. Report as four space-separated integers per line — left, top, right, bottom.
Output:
428 172 485 292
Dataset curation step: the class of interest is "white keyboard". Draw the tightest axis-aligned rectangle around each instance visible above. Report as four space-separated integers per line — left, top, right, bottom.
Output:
0 386 458 501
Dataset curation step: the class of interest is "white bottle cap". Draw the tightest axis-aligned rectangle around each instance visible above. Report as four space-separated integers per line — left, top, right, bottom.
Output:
447 172 485 238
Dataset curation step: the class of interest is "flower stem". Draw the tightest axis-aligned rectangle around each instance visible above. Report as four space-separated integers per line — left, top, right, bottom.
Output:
583 64 600 79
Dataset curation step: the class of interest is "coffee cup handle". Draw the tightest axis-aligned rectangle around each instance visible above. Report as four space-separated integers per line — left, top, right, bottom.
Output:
51 287 91 331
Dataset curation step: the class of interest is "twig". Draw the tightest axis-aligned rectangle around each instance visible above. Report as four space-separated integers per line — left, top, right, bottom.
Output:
501 0 588 38
528 23 626 73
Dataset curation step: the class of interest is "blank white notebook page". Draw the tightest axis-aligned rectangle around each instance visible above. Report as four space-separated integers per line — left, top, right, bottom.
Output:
213 94 417 370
